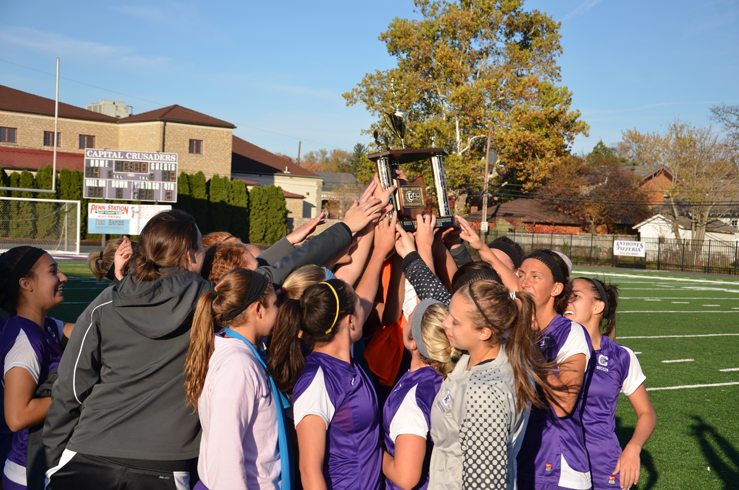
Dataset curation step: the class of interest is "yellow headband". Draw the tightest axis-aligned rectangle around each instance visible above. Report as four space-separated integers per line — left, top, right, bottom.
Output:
320 281 340 334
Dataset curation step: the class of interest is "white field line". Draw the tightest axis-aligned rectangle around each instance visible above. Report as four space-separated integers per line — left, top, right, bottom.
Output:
617 311 739 313
703 304 721 307
648 382 739 391
617 333 739 339
572 270 739 286
634 352 642 354
644 299 662 302
672 302 689 304
684 287 739 294
733 308 739 310
620 297 739 300
719 368 739 372
662 359 694 363
619 288 681 291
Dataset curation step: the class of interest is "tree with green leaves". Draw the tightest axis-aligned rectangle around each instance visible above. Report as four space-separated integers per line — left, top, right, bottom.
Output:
249 185 287 245
349 143 375 184
34 165 59 238
343 0 588 204
229 178 250 241
208 175 232 233
586 140 634 167
10 171 37 238
174 171 193 216
189 171 209 232
0 166 8 197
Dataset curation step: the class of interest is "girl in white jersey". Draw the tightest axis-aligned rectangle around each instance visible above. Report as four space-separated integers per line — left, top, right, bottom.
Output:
566 278 656 489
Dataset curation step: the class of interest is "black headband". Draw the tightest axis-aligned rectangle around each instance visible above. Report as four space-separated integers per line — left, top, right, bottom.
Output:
489 241 522 269
5 248 47 299
575 277 610 318
453 269 501 292
524 251 565 284
222 271 270 322
467 284 502 332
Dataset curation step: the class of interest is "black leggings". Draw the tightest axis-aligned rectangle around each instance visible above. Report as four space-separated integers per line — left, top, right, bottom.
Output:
46 453 197 490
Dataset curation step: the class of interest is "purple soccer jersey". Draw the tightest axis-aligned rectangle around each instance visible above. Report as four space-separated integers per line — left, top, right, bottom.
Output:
382 366 442 490
293 352 382 490
583 336 646 489
517 314 594 490
1 316 64 485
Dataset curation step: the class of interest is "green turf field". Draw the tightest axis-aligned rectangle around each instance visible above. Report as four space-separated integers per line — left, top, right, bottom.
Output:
51 260 739 489
574 267 739 489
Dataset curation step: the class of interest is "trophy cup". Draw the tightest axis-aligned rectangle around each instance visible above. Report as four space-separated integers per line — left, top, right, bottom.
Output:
368 80 454 231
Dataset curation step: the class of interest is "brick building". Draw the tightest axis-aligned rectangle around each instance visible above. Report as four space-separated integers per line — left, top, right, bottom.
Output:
0 85 234 179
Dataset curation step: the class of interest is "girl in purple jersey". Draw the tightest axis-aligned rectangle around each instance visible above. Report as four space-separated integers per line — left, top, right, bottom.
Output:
268 214 397 490
0 247 73 490
565 278 656 490
381 299 458 490
516 250 594 490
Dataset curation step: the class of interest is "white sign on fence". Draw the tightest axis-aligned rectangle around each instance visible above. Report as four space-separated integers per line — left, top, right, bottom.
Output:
614 240 646 257
88 203 171 235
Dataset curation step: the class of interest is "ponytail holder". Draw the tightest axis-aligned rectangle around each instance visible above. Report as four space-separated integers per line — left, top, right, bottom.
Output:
276 286 287 297
99 251 103 262
145 259 158 270
320 281 340 335
510 290 516 301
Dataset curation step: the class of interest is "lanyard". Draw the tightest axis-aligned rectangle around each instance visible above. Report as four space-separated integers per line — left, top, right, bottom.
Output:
224 328 293 489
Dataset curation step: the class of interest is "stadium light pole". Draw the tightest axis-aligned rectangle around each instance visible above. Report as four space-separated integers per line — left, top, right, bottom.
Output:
480 129 496 235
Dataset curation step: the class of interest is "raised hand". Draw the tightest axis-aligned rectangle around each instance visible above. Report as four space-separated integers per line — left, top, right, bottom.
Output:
343 190 395 233
394 224 417 259
374 212 398 258
457 216 484 250
114 236 133 280
359 178 379 205
286 211 326 245
415 214 437 255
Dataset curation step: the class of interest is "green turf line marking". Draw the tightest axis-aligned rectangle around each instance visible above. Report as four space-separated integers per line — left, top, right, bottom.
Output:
661 359 694 363
719 368 739 372
647 382 739 391
618 333 739 339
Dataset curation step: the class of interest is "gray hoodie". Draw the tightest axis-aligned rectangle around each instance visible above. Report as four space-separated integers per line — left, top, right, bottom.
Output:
43 268 211 468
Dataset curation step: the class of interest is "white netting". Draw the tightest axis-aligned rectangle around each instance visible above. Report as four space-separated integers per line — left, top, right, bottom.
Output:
0 197 80 254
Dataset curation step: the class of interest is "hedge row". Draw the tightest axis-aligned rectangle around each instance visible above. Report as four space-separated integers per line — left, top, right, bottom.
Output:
0 166 288 245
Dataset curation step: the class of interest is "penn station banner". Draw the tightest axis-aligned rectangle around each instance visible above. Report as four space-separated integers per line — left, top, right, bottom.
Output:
88 203 172 235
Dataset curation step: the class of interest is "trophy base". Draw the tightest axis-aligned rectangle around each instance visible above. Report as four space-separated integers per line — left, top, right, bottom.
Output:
398 215 455 231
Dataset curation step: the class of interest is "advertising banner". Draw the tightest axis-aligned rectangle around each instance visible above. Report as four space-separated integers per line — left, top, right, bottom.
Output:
88 203 172 235
613 240 646 257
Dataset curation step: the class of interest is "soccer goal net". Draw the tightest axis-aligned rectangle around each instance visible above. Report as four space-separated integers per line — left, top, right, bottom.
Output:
0 197 80 255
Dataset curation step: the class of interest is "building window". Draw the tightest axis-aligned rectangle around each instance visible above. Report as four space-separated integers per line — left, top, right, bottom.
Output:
189 139 203 154
44 131 61 147
79 135 95 149
0 127 17 143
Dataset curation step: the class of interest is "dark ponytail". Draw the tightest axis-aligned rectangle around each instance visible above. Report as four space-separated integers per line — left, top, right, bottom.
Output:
583 278 619 339
267 279 356 394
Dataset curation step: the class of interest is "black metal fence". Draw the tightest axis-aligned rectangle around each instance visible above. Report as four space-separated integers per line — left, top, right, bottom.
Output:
479 230 739 275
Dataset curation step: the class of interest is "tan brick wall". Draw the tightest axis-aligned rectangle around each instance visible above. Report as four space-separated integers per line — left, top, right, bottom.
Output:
163 123 232 179
0 111 119 153
285 197 303 218
119 121 164 152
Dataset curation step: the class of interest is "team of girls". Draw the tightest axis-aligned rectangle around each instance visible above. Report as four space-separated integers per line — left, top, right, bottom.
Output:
0 174 655 489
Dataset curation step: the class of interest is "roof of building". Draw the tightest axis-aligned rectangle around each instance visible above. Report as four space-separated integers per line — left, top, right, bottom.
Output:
466 198 585 226
120 104 235 128
0 146 84 172
634 214 739 235
0 85 118 123
282 189 305 199
315 171 360 192
233 177 258 186
629 164 678 183
231 136 320 178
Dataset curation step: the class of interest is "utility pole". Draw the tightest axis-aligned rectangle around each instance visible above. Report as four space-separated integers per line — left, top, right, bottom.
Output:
480 128 496 236
297 141 302 165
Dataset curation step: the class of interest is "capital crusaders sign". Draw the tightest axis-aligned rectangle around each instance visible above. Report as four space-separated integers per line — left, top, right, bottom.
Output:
83 149 178 202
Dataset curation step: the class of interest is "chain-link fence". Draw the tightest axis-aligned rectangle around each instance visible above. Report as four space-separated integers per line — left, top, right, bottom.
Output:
479 229 739 275
0 197 81 254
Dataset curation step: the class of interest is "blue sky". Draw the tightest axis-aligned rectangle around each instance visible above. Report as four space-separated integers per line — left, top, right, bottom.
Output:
1 0 737 159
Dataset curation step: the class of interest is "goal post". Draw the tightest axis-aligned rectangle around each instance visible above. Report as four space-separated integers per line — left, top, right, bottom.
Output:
0 197 81 255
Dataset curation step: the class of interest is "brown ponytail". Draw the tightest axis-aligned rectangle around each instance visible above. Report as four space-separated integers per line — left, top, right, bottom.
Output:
267 278 356 394
580 278 619 339
185 268 272 409
127 210 201 282
87 238 123 281
459 282 559 412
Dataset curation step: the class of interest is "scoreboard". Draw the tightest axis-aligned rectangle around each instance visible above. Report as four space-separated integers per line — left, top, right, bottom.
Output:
83 149 178 202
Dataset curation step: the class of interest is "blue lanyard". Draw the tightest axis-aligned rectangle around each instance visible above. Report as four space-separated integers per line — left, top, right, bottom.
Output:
224 328 293 489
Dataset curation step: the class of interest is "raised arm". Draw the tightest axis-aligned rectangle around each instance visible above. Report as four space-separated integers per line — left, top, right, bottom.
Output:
395 226 451 306
457 217 519 293
354 213 398 327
